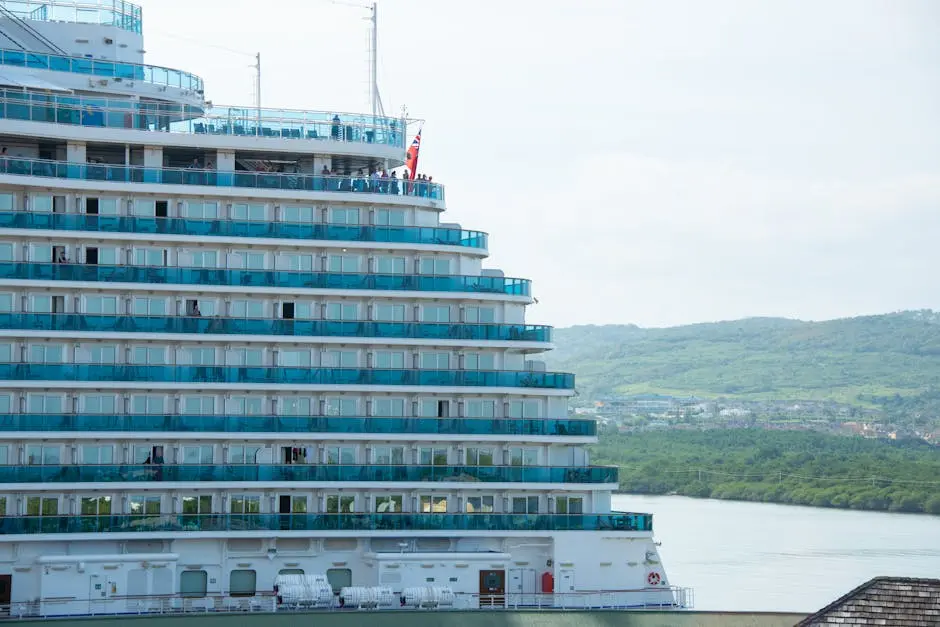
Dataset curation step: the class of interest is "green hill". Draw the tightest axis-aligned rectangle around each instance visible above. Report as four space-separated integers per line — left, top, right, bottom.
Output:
545 311 940 415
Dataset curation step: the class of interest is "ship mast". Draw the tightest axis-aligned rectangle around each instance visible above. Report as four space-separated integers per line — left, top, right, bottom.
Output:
333 0 384 119
370 2 379 120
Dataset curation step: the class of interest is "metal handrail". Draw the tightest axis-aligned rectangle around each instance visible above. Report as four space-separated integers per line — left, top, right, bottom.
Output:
0 587 693 618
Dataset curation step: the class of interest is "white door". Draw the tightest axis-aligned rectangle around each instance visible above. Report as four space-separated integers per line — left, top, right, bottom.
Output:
509 569 523 596
558 569 576 607
88 574 113 614
126 569 147 611
509 568 538 606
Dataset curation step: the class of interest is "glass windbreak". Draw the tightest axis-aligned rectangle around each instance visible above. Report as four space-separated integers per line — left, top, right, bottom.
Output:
0 464 620 484
0 312 553 343
0 210 488 250
3 512 655 534
0 87 410 147
0 155 447 207
3 0 144 33
0 416 597 437
0 48 200 89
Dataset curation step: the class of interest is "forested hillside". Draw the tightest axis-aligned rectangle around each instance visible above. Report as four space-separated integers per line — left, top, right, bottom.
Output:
593 430 940 514
546 311 940 414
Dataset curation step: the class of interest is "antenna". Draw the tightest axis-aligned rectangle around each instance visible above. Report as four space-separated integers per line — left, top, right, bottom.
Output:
330 0 384 119
253 52 262 124
370 2 378 120
148 29 259 107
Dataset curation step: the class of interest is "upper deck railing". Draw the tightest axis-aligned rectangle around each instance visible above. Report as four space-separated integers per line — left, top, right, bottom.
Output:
0 211 484 248
0 463 614 484
0 88 408 147
0 263 529 296
0 47 202 90
0 363 574 389
0 156 445 201
0 313 550 343
0 512 651 535
1 0 142 33
0 413 593 436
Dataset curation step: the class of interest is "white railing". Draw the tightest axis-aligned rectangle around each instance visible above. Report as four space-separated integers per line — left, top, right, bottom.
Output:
1 587 693 619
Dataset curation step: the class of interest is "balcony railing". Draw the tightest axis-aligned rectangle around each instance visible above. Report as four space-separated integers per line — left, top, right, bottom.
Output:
0 414 594 436
3 0 142 33
0 157 445 200
0 211 487 249
0 263 530 296
0 463 617 484
0 48 200 90
0 313 551 342
0 511 650 535
0 89 408 147
1 589 692 619
0 364 575 389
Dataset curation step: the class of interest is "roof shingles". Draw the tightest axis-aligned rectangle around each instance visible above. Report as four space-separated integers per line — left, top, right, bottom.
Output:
798 577 940 626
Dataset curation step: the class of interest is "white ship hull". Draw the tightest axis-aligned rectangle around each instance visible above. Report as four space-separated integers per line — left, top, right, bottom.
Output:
3 532 683 617
0 0 686 617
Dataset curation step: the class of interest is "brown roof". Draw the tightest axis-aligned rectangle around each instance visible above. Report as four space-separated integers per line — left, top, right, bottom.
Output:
798 577 940 626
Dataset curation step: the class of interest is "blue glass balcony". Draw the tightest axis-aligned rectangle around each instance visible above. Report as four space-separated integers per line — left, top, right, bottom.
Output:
0 89 407 147
0 263 530 296
0 464 617 484
2 0 143 34
0 157 444 200
0 512 652 535
0 47 199 90
0 211 487 249
0 364 575 389
0 313 551 343
0 414 595 437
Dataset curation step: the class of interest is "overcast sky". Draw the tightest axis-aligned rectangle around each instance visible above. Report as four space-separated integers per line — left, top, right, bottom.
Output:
135 0 939 328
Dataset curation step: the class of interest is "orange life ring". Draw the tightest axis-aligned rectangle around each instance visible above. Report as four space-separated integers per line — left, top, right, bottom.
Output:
647 572 662 586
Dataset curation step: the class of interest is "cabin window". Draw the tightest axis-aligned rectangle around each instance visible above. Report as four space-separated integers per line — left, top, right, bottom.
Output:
556 496 584 514
230 495 261 514
465 496 495 513
26 496 58 516
180 571 207 598
182 495 212 514
466 447 494 466
512 496 539 514
374 208 405 226
229 570 256 597
374 304 405 322
419 495 448 513
374 495 403 513
418 447 448 466
421 305 451 323
373 351 404 369
329 207 358 225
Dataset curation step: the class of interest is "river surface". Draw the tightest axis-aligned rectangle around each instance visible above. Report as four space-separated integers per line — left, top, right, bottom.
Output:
612 494 940 613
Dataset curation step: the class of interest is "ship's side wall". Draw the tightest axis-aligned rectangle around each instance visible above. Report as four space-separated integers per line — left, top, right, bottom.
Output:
1 610 809 627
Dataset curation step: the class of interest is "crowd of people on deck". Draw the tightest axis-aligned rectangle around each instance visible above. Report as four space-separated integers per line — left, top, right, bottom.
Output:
317 165 436 196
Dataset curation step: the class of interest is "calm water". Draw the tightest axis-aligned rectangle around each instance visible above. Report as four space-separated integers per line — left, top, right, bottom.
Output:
612 494 940 613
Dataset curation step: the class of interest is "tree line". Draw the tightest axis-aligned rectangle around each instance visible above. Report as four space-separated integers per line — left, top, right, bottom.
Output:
592 429 940 515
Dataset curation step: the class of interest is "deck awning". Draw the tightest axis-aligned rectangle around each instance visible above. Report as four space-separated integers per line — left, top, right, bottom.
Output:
0 70 72 92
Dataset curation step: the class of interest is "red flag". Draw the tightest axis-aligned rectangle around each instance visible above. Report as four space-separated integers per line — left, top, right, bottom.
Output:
405 130 421 180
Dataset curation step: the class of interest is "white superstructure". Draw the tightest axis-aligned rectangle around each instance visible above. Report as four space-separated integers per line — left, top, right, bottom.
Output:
0 1 686 617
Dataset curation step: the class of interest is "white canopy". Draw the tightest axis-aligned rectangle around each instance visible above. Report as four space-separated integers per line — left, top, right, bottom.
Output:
0 69 72 92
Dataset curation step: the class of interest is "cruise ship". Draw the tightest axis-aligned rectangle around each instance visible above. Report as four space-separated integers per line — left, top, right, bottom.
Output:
0 0 686 617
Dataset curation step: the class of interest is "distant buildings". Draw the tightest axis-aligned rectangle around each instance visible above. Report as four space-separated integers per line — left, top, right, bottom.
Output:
578 393 936 445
